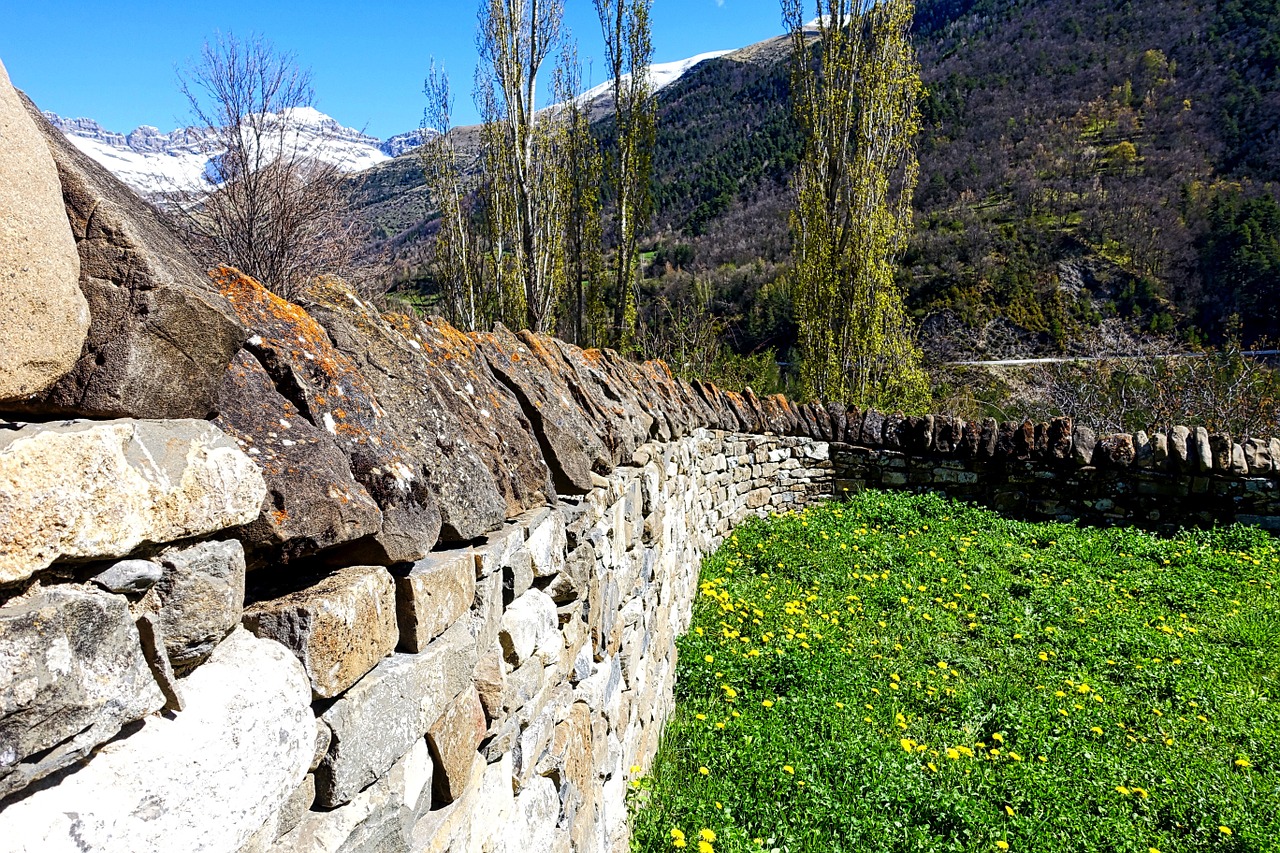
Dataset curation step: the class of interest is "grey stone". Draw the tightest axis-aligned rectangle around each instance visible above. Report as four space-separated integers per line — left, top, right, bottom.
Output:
500 589 558 667
0 629 313 852
317 622 477 807
1231 443 1249 476
1170 426 1191 470
0 60 89 403
17 96 245 420
1133 431 1153 468
1151 432 1168 466
1193 427 1213 473
0 586 164 801
0 419 265 585
91 558 163 594
243 565 397 700
145 539 247 672
1071 425 1096 465
395 550 476 654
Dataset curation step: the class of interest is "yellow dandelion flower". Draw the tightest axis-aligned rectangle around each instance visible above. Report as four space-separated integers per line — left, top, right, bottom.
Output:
671 828 686 841
946 748 961 760
700 829 717 842
704 655 714 663
698 842 713 853
783 765 795 774
762 700 774 708
996 842 1010 851
1116 786 1131 796
1219 826 1233 836
630 765 642 774
698 767 709 776
1235 758 1251 768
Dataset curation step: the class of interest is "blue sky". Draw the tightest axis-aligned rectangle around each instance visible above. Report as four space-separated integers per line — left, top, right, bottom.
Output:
0 0 787 139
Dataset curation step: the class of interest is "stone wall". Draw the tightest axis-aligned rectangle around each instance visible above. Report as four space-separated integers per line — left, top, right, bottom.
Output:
827 414 1280 532
0 431 831 853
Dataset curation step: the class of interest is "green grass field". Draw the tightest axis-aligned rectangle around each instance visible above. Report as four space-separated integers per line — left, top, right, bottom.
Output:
629 492 1280 853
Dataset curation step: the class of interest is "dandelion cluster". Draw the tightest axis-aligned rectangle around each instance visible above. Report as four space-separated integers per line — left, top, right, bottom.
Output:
629 491 1279 852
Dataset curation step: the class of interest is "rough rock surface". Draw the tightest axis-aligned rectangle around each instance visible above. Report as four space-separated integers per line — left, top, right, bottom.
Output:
0 586 164 801
427 686 486 804
473 324 612 493
144 539 246 672
214 348 383 566
0 61 89 403
296 278 538 540
0 419 266 584
15 96 244 419
244 565 397 699
0 629 313 853
395 550 477 653
213 267 440 563
317 621 477 807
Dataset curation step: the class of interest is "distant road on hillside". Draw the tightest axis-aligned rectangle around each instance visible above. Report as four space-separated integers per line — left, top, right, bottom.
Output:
948 351 1280 367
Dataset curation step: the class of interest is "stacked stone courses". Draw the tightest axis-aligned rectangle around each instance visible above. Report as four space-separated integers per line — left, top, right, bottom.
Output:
1 59 1276 853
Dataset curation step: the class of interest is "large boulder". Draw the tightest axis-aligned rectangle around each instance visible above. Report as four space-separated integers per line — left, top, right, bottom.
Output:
211 267 439 563
214 348 383 566
13 95 244 419
0 419 266 585
0 629 314 853
0 586 164 801
0 60 89 403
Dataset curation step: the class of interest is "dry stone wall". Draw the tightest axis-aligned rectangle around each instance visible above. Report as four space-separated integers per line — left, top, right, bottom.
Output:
828 413 1280 532
2 64 1278 853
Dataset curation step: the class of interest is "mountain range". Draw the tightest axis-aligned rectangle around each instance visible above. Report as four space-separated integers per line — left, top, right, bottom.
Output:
43 106 427 197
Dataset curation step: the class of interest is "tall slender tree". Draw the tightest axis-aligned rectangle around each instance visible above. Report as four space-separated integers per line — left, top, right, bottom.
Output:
476 0 568 333
782 0 929 408
594 0 657 351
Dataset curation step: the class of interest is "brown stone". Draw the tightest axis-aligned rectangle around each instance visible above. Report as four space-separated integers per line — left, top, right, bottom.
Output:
396 550 477 653
1048 417 1074 460
0 61 88 403
243 565 397 699
427 687 486 804
1098 434 1136 467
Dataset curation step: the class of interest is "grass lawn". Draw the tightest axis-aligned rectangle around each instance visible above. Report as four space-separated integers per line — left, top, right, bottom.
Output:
629 492 1280 853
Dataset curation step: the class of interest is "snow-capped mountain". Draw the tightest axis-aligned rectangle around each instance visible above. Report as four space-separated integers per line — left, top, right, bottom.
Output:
44 107 417 198
46 48 731 199
576 50 734 111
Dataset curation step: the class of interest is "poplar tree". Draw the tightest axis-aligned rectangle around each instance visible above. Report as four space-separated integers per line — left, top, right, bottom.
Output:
477 0 568 333
594 0 657 351
782 0 929 408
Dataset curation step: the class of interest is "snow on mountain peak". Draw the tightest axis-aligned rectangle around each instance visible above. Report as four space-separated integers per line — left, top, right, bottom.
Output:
44 108 414 199
577 49 733 107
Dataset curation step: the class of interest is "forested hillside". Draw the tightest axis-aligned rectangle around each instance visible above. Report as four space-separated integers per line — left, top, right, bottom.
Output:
349 0 1280 365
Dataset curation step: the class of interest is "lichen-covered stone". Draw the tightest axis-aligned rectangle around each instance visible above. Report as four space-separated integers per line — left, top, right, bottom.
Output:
214 348 383 566
0 419 265 584
244 565 397 700
213 267 440 562
0 586 164 801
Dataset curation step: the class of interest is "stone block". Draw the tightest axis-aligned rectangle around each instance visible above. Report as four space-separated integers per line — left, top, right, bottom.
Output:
316 622 476 807
90 558 163 595
244 565 397 700
426 686 486 804
0 418 265 585
395 550 476 653
1071 425 1096 466
1193 427 1213 473
473 647 506 722
0 586 164 801
500 588 558 666
0 629 313 852
144 538 246 672
523 508 567 579
1169 426 1191 470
